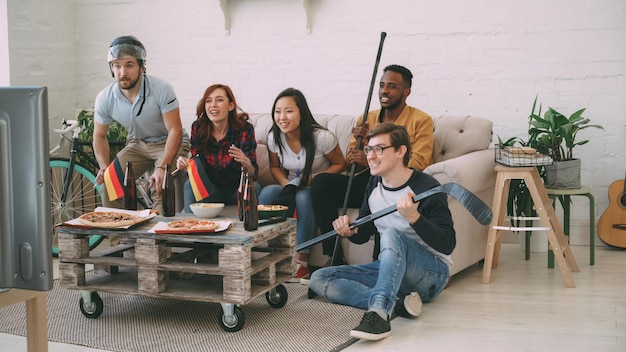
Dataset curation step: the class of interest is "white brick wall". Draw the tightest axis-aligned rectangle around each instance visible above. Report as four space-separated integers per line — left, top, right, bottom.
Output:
7 0 626 246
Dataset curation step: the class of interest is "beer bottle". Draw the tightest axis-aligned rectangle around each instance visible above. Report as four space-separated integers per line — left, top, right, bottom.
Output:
237 166 247 221
243 170 258 231
161 165 176 217
123 161 137 210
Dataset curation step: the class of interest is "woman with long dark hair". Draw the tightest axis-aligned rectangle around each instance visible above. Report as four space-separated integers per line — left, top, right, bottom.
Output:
176 84 259 212
259 88 346 282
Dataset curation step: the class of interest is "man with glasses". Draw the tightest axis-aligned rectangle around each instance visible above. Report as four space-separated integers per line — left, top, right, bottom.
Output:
309 123 455 341
311 64 435 264
93 35 190 213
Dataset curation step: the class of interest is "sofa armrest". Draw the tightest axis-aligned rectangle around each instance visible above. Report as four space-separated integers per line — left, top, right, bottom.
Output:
423 148 496 194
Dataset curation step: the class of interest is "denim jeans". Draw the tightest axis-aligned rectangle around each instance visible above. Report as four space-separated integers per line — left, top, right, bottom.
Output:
258 184 316 254
309 227 450 316
183 173 260 213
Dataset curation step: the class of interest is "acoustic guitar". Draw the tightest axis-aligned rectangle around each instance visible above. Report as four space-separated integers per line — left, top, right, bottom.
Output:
598 171 626 248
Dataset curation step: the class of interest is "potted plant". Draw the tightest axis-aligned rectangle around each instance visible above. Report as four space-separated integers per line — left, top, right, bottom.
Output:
527 97 604 189
76 109 128 173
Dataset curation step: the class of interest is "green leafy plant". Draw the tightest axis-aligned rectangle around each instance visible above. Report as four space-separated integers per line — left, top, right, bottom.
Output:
77 109 128 143
76 109 128 171
527 97 603 162
500 95 604 220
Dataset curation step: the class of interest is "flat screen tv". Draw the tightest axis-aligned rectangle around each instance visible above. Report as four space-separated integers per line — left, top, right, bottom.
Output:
0 86 53 291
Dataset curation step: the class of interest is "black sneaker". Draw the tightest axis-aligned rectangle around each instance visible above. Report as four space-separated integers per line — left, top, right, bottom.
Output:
350 311 391 340
395 292 422 318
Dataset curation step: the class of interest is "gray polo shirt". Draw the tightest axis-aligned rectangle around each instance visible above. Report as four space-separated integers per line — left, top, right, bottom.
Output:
94 74 187 142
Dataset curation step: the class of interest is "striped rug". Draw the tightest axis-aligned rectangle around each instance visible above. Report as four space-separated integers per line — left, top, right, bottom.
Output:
0 280 362 352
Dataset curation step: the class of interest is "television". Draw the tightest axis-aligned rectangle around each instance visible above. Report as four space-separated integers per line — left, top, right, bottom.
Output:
0 86 53 291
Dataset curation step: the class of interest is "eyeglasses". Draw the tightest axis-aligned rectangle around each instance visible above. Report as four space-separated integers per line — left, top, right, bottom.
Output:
363 145 393 156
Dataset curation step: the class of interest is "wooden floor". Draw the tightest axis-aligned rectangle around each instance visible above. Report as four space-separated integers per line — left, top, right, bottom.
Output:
1 244 624 352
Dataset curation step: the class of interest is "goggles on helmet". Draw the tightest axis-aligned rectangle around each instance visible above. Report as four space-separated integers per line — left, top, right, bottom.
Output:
107 43 147 62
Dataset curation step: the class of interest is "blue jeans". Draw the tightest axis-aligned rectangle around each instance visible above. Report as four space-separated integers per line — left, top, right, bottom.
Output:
258 184 315 254
309 227 450 317
183 172 261 213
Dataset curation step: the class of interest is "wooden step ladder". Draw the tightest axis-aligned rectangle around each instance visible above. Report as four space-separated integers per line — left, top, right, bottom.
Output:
482 165 579 288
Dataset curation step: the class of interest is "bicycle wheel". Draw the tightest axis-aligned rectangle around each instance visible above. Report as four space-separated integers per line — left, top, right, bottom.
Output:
50 158 104 256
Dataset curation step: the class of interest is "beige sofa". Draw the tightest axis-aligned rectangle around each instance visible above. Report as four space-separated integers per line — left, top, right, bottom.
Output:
222 113 497 276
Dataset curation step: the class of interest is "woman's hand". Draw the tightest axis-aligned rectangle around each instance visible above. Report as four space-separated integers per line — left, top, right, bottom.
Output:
176 156 189 171
228 145 253 171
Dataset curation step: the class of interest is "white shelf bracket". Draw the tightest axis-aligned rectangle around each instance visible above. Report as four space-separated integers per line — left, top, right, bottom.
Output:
219 0 230 35
218 0 311 35
302 0 311 33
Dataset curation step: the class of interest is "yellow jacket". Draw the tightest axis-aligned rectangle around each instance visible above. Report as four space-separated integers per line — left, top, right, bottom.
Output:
347 105 434 171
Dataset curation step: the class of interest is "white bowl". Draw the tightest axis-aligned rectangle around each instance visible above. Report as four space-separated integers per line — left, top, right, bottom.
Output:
189 203 225 218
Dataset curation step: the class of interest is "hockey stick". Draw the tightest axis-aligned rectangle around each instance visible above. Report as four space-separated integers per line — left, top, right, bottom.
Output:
298 182 492 252
330 31 387 265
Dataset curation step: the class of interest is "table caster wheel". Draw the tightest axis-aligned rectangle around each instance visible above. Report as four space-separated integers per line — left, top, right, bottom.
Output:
219 305 245 332
265 284 288 308
79 291 103 319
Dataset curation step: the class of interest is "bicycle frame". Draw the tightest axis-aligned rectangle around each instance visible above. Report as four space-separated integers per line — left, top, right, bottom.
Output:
62 133 87 204
49 119 104 255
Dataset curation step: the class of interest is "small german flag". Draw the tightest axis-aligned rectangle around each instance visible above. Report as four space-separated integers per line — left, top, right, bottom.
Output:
188 156 211 201
103 157 125 201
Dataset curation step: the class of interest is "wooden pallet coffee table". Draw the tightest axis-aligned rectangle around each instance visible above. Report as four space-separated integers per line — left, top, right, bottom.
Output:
57 215 296 332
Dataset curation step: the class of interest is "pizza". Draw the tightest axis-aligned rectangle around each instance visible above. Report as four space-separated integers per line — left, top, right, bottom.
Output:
78 211 141 228
166 219 220 232
258 205 288 211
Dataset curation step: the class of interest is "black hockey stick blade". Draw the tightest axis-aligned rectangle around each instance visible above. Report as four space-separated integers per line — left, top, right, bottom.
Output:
297 182 493 252
435 182 493 225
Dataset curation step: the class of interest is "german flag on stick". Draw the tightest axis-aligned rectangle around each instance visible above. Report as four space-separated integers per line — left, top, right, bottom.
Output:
103 157 125 201
188 156 210 201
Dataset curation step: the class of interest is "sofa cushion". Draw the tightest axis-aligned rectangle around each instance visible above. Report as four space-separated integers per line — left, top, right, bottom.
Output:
432 116 493 163
249 113 358 155
255 145 275 187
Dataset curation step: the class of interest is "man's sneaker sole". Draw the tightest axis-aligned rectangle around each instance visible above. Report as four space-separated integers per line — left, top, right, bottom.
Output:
350 329 391 341
403 292 422 317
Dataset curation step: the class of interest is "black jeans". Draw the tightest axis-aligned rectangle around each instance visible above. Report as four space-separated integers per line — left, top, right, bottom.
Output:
311 170 371 256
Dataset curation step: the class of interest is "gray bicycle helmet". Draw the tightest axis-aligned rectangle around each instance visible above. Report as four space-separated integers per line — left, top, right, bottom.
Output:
107 35 147 67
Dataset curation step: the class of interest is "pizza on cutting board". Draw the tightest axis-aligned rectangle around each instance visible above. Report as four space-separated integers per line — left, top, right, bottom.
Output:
77 211 141 228
166 219 220 232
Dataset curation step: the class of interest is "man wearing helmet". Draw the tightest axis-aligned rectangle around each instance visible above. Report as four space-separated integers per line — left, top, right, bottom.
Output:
93 35 190 213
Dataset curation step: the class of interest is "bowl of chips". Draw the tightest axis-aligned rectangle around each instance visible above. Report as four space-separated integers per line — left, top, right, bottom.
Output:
257 204 288 219
190 203 225 219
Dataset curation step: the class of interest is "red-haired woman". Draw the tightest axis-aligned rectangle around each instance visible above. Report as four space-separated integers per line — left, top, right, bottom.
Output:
176 84 259 212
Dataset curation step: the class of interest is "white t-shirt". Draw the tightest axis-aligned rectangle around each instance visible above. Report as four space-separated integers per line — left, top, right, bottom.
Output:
267 128 338 181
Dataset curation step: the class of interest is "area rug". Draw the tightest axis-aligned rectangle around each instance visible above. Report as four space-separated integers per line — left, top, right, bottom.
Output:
0 280 361 352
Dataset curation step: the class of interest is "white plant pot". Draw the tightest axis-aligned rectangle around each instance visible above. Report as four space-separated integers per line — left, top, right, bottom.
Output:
518 222 548 253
